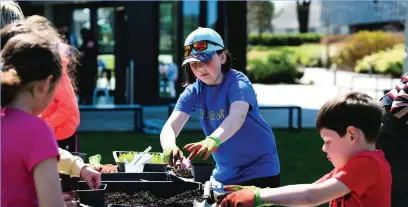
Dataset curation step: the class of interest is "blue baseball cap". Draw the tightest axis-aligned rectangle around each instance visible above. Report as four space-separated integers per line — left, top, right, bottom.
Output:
182 27 224 66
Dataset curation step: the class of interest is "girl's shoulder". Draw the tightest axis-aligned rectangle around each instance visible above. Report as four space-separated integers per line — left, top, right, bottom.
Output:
2 109 53 138
226 69 252 84
182 81 200 95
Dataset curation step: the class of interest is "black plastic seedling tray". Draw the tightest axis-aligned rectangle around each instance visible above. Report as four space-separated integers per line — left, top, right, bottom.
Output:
77 172 205 207
76 183 107 207
143 163 168 172
99 172 202 198
101 172 172 181
103 189 205 207
191 163 213 184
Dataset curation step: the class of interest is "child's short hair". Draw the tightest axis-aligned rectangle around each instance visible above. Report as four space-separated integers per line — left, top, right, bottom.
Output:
316 92 384 143
0 0 24 29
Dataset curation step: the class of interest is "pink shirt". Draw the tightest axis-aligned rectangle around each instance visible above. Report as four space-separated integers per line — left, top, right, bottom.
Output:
1 108 60 207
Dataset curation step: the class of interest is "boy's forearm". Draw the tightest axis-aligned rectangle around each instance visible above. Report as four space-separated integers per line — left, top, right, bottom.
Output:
210 112 246 143
259 184 324 207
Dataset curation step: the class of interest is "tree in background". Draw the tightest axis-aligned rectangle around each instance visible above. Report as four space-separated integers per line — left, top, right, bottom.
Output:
296 0 311 33
247 1 274 37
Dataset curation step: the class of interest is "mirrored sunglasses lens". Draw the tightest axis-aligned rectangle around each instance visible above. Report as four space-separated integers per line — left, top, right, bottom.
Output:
194 41 208 51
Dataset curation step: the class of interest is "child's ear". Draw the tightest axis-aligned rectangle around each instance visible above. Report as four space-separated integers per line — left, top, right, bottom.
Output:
220 52 227 64
346 126 359 141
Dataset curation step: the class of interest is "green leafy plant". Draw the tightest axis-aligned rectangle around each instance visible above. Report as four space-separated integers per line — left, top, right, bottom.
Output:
247 51 304 84
89 154 101 165
117 152 166 164
118 152 136 163
150 153 166 164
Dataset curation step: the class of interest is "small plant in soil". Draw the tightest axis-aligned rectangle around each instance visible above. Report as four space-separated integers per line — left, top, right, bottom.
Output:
118 152 167 164
105 189 204 207
171 165 194 179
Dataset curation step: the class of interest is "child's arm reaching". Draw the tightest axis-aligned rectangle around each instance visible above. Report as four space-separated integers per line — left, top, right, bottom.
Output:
210 101 249 142
184 79 253 160
184 101 249 160
161 110 191 166
259 178 350 206
219 178 350 207
33 157 66 207
58 148 86 177
220 156 379 206
161 85 195 166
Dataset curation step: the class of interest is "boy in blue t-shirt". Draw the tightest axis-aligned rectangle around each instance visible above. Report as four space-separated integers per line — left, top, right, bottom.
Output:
160 27 280 188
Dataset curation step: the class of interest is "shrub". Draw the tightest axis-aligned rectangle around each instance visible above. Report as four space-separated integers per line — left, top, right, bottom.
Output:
333 31 403 69
248 44 326 68
293 44 325 67
354 44 405 78
248 33 321 46
247 51 304 84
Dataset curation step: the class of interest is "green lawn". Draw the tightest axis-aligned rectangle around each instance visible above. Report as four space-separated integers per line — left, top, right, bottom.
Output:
78 129 331 186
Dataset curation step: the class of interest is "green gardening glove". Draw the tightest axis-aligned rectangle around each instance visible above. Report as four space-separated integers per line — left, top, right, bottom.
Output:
163 146 184 167
219 185 264 207
184 136 221 160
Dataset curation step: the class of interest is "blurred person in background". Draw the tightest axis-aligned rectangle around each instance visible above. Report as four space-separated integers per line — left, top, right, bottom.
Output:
378 73 408 207
77 28 98 105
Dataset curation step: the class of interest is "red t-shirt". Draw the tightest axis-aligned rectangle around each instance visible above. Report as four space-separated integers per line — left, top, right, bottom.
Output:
316 150 391 207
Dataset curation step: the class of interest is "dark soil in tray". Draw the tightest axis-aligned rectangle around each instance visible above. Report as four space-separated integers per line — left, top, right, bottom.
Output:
171 167 194 179
105 189 204 207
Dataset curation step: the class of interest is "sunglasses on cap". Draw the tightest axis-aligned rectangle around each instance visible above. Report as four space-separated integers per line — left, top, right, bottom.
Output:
184 40 223 57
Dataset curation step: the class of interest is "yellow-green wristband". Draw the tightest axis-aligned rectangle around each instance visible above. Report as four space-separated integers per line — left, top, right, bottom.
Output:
206 136 221 147
254 188 263 207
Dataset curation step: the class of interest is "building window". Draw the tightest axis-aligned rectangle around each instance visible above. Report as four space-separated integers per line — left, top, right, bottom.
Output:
97 7 115 54
207 0 218 28
95 7 116 95
72 8 90 47
159 2 179 99
183 0 200 39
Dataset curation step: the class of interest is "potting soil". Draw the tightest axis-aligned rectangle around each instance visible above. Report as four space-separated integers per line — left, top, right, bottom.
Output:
105 189 204 207
172 167 194 179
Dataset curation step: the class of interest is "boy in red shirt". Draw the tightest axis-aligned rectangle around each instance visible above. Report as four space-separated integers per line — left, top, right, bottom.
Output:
219 92 391 207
